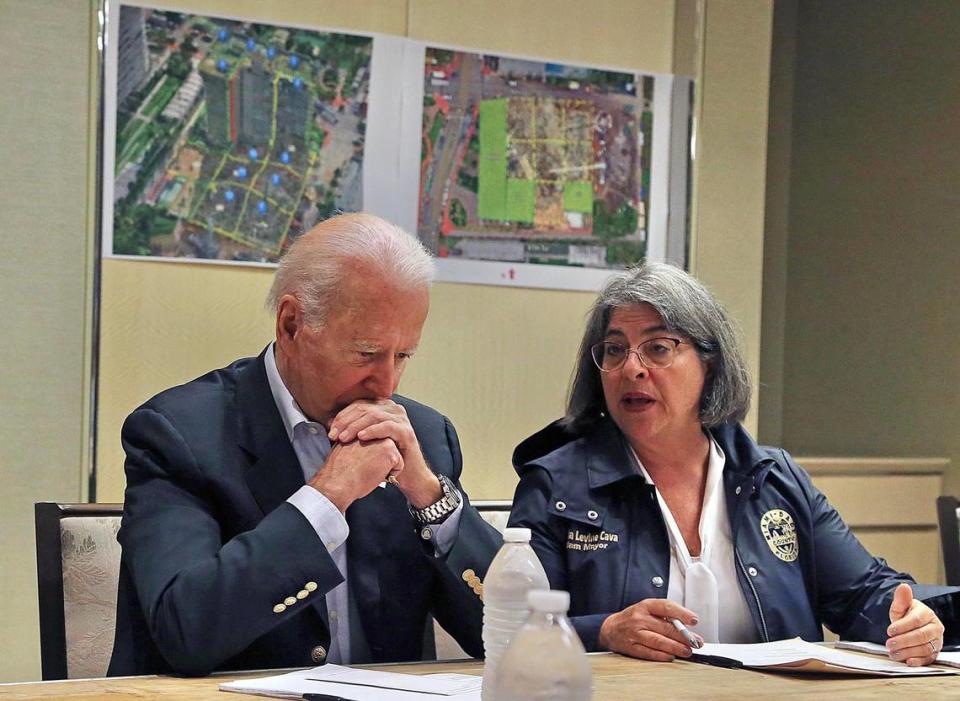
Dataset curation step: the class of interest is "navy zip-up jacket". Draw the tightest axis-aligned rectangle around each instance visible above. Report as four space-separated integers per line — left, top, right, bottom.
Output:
509 419 960 651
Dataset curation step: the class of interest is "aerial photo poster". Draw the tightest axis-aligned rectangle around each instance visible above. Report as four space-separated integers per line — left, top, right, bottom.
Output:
103 4 691 290
103 5 388 265
413 45 690 289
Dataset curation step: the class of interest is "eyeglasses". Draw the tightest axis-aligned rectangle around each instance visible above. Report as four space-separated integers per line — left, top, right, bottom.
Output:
590 337 685 372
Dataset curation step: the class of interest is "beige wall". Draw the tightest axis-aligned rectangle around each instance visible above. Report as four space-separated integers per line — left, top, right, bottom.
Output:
778 1 960 496
0 0 97 683
1 0 780 682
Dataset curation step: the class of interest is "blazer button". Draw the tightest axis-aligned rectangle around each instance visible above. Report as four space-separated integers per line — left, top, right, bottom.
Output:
555 501 567 512
273 603 287 614
652 576 664 588
748 566 759 577
735 486 742 495
305 581 318 592
587 510 599 521
311 645 327 664
296 589 309 600
284 596 297 606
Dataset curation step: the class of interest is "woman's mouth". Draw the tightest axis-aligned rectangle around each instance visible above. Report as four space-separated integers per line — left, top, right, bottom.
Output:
621 393 655 411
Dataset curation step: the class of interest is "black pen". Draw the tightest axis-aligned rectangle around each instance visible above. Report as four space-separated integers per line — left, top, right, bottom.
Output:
688 652 743 669
304 694 353 701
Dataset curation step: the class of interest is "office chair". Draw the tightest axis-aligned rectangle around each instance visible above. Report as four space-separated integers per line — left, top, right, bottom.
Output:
34 503 123 680
936 495 960 586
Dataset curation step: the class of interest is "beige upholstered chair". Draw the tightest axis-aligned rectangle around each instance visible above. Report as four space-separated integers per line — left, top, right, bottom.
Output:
432 499 512 660
35 503 123 680
35 500 510 674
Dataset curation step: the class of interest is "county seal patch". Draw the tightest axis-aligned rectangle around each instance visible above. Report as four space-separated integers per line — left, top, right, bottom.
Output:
760 509 798 562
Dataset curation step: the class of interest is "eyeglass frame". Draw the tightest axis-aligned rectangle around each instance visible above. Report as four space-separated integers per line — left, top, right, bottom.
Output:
589 337 688 373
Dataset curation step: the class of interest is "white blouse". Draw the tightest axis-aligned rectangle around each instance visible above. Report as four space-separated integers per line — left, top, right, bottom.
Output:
630 438 758 643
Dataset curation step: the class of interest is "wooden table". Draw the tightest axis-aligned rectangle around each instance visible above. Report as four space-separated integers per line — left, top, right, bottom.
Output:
1 653 958 700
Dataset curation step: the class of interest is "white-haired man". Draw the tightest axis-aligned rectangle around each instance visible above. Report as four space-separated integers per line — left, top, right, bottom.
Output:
108 213 500 676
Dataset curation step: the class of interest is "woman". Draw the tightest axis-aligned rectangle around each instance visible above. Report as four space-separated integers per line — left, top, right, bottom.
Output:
509 263 956 666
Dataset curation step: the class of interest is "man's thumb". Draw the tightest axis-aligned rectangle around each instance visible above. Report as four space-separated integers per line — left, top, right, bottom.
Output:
889 582 913 622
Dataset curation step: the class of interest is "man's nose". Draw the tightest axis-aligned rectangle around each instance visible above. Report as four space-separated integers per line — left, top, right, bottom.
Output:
366 359 399 397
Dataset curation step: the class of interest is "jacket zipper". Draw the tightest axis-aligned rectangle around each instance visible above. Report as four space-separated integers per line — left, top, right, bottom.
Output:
736 549 769 642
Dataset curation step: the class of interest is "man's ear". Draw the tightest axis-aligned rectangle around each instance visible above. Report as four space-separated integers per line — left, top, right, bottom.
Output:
275 294 302 344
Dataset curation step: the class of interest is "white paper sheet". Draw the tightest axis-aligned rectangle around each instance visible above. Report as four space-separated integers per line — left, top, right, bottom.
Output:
220 664 482 700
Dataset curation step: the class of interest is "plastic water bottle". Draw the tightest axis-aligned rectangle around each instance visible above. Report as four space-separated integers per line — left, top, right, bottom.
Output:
481 527 549 701
493 590 592 701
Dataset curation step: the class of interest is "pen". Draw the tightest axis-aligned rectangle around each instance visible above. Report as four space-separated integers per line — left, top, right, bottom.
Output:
303 694 352 701
670 618 703 649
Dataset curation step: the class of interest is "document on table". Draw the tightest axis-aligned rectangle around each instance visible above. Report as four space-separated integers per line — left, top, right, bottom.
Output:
691 638 957 676
219 663 482 700
835 640 960 670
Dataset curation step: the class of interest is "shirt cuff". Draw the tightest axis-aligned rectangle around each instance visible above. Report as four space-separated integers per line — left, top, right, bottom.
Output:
288 485 350 551
420 497 464 557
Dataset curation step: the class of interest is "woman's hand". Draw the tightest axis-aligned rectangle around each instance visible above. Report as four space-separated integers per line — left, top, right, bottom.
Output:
598 599 703 662
886 583 945 666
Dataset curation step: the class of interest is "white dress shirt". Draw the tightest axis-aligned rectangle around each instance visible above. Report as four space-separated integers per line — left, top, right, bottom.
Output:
631 438 758 643
264 343 462 663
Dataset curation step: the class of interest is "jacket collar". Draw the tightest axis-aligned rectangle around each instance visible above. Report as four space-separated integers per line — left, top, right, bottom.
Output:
237 348 305 516
586 420 642 489
707 423 778 482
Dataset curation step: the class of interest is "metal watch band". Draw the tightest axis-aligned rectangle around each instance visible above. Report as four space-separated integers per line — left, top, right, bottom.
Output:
411 474 461 525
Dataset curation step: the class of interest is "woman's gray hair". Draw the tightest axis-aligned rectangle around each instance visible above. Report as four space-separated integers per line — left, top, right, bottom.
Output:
565 262 751 431
266 212 436 327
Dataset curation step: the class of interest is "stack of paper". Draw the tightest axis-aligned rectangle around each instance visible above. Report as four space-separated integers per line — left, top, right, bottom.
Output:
835 640 960 670
691 638 956 676
220 663 482 700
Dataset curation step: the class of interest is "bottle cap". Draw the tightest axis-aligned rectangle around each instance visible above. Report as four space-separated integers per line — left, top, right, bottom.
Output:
528 589 570 612
502 527 532 543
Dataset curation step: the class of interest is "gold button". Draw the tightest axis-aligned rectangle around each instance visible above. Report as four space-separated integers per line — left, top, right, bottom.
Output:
462 569 476 582
311 645 327 663
296 589 309 600
305 581 318 592
273 603 287 614
284 596 297 606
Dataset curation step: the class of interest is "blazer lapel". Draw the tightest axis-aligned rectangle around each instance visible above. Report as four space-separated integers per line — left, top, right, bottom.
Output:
236 349 305 517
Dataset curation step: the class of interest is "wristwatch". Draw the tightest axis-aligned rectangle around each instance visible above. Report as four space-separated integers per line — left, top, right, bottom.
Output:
410 474 461 525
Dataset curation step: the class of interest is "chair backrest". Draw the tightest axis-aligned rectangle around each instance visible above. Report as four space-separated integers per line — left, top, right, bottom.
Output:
35 503 123 680
937 495 960 586
474 499 513 533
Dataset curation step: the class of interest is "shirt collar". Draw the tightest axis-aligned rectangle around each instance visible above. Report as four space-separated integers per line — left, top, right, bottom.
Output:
264 341 316 441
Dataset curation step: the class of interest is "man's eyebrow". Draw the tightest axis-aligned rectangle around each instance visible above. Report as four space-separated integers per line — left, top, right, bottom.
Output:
350 342 420 354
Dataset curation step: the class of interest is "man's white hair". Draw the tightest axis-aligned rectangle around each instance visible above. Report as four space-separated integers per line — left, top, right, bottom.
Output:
266 213 436 327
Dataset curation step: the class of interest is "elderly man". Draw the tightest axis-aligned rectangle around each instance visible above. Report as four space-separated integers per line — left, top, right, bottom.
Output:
108 213 500 676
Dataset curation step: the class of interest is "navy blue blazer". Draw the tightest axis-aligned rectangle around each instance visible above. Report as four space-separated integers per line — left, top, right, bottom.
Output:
108 350 500 676
509 419 960 650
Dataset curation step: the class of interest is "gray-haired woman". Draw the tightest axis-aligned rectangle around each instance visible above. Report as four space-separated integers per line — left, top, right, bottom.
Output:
508 262 956 664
